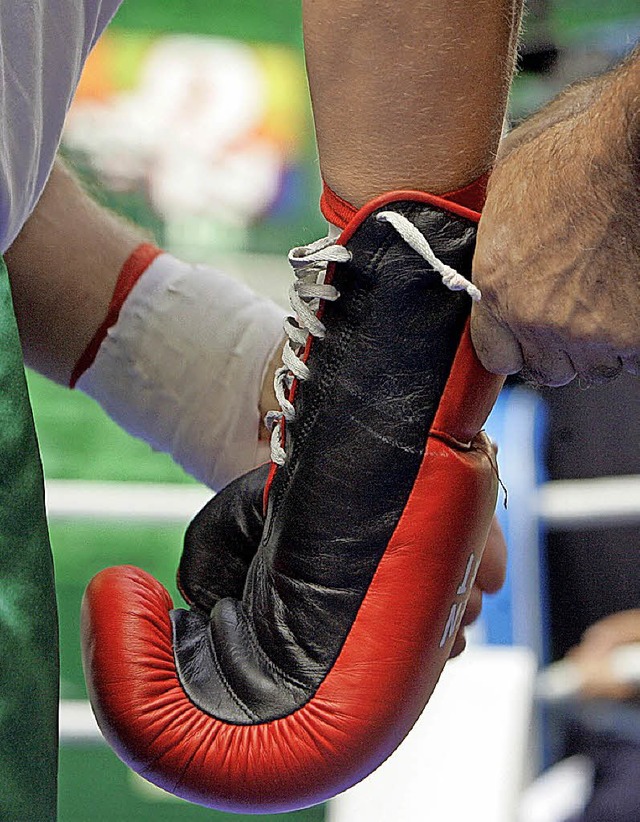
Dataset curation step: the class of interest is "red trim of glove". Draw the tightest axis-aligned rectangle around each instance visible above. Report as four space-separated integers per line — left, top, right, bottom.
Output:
320 173 489 230
69 243 162 388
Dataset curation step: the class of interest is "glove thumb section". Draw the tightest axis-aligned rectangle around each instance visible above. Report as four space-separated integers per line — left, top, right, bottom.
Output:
178 464 268 612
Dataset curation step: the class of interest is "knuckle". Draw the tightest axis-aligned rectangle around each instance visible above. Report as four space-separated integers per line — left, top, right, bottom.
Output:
577 359 624 387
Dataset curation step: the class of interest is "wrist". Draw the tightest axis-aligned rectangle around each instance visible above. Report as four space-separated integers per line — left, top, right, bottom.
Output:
76 251 287 489
70 243 162 387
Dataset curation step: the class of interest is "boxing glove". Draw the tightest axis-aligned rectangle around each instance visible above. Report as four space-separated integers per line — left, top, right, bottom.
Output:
82 189 503 813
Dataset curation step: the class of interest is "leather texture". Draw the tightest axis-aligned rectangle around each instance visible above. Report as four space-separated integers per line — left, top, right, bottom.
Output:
177 464 268 612
81 193 504 813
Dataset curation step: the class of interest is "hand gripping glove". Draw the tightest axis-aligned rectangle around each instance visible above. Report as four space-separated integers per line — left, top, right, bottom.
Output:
81 190 504 813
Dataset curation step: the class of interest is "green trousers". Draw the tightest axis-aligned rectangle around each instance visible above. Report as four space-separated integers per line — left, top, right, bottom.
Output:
0 256 59 821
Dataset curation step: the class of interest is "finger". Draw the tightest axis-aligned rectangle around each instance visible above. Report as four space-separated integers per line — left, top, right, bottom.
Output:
476 516 507 594
569 348 623 386
470 301 523 375
580 679 637 702
449 631 467 660
462 587 483 628
581 610 640 652
577 655 638 701
450 587 485 659
577 361 624 387
518 340 576 387
569 641 610 665
620 354 640 377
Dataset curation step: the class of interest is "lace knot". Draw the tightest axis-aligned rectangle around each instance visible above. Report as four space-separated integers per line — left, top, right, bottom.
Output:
376 211 481 301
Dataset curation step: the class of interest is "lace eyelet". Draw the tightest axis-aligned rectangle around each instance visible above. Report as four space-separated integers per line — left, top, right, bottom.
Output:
270 236 351 465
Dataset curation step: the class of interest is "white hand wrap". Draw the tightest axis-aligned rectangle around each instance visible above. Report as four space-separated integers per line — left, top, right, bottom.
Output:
77 253 285 490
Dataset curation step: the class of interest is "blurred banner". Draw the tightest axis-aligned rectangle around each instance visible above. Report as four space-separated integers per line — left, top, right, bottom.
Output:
63 24 324 259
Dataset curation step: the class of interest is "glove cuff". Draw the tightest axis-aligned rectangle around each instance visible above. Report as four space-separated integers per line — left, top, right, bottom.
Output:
320 172 489 230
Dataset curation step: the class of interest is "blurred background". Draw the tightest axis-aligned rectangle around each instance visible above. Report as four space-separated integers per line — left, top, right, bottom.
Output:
29 1 639 819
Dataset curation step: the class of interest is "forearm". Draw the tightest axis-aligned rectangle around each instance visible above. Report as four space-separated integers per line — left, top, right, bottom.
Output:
502 45 640 159
607 46 640 164
5 157 284 488
5 158 142 384
303 0 524 205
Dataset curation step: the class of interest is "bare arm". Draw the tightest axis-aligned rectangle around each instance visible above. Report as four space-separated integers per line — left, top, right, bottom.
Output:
303 0 523 204
472 47 640 385
5 158 281 432
569 609 640 700
5 159 142 384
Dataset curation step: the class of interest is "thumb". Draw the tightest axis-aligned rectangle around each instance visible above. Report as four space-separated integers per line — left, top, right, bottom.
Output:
471 301 523 375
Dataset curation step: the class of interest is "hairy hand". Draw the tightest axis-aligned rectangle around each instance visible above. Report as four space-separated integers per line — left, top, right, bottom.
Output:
568 609 640 700
471 68 640 386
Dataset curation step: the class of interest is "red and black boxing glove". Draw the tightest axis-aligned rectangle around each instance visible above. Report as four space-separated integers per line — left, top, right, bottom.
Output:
82 183 503 813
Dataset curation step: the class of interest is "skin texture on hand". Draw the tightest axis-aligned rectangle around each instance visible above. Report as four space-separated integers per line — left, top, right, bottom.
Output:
567 609 640 701
471 53 640 387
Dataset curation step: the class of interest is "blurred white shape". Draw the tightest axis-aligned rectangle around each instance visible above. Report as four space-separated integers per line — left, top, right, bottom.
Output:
65 36 282 224
59 700 101 744
329 646 537 822
538 475 640 529
518 756 594 822
536 643 640 702
46 479 211 523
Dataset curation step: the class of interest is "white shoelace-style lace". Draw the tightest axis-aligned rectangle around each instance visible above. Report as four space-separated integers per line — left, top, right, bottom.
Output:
376 212 482 302
268 213 482 465
267 236 352 465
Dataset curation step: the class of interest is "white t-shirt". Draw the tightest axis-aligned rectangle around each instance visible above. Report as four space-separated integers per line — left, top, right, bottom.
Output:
0 1 122 252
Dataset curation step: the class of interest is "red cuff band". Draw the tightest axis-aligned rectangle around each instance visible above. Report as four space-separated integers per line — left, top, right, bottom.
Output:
440 173 489 213
320 173 489 230
320 185 359 231
69 243 162 388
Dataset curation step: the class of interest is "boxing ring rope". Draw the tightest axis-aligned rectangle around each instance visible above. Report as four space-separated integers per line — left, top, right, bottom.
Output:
46 480 211 525
537 475 640 530
46 474 640 530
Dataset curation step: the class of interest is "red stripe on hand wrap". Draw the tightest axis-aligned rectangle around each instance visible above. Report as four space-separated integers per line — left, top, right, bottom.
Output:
69 243 162 387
